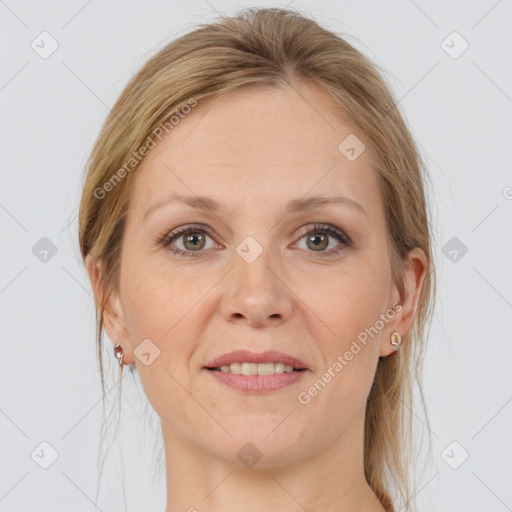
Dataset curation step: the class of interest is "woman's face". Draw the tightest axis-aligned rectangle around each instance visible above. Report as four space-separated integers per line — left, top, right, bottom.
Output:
103 83 424 467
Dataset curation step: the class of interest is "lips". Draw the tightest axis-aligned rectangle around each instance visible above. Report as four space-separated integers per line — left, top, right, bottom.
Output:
204 349 309 370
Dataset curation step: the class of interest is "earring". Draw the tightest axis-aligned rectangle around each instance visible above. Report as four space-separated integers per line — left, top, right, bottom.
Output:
113 344 124 366
390 331 402 350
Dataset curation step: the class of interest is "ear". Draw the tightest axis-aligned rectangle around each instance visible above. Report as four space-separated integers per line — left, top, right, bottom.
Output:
85 254 133 364
380 247 428 357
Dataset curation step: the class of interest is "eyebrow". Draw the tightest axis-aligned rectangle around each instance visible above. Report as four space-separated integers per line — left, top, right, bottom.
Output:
143 193 367 222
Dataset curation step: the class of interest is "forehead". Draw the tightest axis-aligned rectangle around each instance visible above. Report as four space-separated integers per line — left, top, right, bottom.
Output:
128 83 381 218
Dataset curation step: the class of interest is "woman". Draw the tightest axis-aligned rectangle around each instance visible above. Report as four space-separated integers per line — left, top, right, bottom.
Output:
79 7 436 512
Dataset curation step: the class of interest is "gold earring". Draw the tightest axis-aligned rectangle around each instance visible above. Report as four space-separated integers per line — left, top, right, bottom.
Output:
390 331 402 350
113 344 124 366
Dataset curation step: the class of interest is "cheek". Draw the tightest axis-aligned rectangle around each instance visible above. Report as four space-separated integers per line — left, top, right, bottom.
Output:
309 259 387 346
120 264 206 382
305 261 387 405
119 268 203 423
122 256 202 335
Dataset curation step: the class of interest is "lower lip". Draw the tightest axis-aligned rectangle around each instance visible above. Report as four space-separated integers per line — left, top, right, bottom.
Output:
205 369 307 392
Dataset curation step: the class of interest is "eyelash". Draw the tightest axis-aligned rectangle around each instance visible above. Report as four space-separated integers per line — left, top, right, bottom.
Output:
158 223 352 258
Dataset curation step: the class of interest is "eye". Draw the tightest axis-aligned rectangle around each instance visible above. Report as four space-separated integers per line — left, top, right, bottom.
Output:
158 222 352 258
294 223 351 257
159 223 217 257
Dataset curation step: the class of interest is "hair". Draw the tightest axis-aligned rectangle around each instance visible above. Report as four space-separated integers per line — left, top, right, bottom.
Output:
78 7 436 511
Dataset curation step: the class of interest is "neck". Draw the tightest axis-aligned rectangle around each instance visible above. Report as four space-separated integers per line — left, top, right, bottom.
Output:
162 408 386 512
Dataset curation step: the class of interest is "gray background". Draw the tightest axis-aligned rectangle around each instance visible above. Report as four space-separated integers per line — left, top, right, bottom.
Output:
1 0 511 511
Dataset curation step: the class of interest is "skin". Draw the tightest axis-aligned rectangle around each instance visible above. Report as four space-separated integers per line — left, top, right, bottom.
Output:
87 82 427 512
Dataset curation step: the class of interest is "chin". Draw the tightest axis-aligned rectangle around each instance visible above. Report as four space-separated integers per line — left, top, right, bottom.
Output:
205 422 308 468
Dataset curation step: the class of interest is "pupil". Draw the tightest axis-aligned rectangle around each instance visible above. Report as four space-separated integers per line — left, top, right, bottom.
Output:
308 233 327 250
185 232 204 250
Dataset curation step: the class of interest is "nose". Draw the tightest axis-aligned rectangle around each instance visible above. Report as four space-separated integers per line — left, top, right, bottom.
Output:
219 245 294 328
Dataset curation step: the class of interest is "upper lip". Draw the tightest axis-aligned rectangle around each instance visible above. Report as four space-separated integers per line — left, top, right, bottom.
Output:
205 350 309 370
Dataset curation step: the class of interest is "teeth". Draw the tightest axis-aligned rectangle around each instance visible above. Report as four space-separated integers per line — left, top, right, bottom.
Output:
275 363 285 373
229 362 242 374
241 362 258 375
217 362 298 375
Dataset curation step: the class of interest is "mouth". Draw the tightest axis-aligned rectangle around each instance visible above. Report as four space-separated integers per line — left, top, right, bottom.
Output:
203 350 309 393
203 350 309 394
205 362 307 375
204 349 310 374
204 364 308 393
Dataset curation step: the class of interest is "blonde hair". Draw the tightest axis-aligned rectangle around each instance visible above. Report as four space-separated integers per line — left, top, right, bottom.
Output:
79 7 436 511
